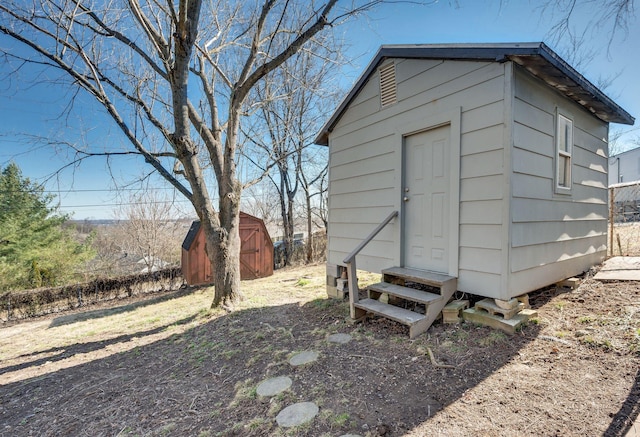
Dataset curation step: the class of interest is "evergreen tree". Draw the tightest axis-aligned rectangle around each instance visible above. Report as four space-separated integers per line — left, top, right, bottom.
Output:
0 163 94 291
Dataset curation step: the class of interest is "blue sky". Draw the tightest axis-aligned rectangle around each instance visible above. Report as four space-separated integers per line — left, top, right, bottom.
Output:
0 0 638 219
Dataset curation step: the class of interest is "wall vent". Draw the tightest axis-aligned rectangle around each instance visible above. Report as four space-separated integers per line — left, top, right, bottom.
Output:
379 62 397 108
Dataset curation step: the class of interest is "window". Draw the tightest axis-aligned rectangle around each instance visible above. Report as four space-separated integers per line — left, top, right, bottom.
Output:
556 113 573 192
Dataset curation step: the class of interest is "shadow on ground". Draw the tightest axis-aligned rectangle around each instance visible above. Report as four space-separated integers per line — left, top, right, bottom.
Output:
0 292 545 437
4 314 198 375
47 286 198 328
605 367 640 437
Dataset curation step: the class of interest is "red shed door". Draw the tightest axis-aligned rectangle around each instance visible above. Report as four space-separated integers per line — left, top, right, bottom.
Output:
240 225 260 279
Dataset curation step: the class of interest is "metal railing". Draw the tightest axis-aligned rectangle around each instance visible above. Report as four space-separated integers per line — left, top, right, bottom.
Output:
342 210 398 319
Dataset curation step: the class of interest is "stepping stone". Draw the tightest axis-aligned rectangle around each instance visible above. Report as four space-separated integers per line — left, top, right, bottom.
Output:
339 435 363 437
276 402 319 427
289 350 319 366
327 333 352 344
256 376 292 397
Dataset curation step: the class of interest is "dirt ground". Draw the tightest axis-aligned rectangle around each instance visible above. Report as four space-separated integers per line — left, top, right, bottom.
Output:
1 263 639 437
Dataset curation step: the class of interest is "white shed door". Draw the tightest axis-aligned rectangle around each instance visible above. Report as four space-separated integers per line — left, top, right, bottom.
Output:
403 125 451 273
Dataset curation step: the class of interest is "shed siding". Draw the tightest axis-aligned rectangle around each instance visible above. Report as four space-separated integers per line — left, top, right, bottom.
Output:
322 45 630 304
509 68 608 296
327 58 507 292
609 147 640 185
181 213 273 284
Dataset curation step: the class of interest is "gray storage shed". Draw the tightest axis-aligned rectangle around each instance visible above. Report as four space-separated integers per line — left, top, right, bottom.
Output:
317 42 634 303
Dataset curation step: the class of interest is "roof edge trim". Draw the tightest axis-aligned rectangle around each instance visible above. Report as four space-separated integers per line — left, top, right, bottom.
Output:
315 42 634 146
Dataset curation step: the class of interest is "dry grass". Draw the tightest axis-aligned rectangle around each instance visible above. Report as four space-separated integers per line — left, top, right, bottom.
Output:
1 263 639 437
611 222 640 256
0 264 328 386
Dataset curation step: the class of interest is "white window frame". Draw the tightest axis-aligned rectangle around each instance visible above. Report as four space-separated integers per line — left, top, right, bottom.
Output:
555 112 573 193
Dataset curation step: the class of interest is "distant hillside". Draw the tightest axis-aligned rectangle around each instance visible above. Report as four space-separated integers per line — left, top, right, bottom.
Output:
68 218 196 227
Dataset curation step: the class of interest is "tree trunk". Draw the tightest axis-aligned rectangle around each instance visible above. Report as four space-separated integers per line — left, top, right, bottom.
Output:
285 195 295 264
210 222 242 309
0 0 356 308
276 170 296 268
305 189 313 263
203 200 242 309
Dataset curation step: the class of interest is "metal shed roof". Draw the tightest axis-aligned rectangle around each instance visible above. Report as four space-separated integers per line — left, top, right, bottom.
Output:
315 42 634 145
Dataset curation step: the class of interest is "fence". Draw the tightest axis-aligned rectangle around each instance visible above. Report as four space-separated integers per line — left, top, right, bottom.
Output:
273 232 327 269
0 267 184 322
609 181 640 256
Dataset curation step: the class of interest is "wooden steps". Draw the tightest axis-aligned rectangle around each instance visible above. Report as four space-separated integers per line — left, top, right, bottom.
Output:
382 267 455 289
367 282 442 305
355 298 425 325
352 267 457 339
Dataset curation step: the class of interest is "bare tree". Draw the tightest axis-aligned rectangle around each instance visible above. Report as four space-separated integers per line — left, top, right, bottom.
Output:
242 37 340 266
540 0 635 52
87 192 185 277
538 0 636 155
300 156 328 263
0 0 392 308
241 183 280 229
113 191 185 272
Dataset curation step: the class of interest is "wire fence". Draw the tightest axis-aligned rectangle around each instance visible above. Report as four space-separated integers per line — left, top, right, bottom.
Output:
1 268 184 322
609 181 640 256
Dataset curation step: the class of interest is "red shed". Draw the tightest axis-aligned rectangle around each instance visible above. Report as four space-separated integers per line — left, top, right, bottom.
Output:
181 212 274 285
